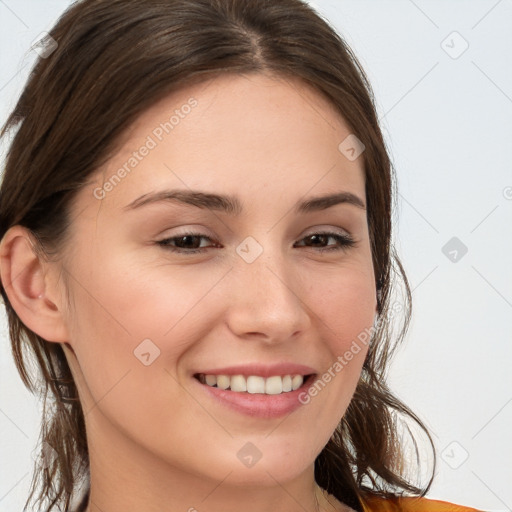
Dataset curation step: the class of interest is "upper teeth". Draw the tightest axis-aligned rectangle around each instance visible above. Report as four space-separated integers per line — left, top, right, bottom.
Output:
199 374 305 394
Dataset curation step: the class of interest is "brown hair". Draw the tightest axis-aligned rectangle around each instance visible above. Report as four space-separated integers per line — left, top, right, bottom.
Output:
0 0 435 510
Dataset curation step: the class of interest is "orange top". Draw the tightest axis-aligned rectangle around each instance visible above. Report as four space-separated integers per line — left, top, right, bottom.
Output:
361 496 483 512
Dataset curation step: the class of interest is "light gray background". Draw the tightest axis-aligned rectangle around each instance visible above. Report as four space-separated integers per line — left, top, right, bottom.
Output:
1 1 511 511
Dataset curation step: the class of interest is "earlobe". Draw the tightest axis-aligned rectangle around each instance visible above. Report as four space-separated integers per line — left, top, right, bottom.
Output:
0 225 70 343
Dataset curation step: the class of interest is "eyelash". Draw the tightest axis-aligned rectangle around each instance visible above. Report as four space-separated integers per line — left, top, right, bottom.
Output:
156 231 356 254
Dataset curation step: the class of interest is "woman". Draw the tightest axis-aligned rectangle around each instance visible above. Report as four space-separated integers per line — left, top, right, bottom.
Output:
0 1 483 511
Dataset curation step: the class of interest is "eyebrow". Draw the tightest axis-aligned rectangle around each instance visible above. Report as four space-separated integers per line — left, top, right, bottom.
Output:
123 189 366 214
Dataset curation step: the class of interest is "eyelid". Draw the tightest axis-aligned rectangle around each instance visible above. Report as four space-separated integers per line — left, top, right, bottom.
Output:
301 225 351 237
158 225 216 239
157 225 352 243
156 226 357 255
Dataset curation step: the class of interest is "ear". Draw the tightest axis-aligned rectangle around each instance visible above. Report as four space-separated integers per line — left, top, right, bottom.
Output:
0 225 70 343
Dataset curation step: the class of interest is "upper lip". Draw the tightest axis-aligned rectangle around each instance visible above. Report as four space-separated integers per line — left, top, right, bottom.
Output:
193 363 317 378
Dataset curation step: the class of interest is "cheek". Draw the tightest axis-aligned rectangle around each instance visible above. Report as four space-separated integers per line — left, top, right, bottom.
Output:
306 262 376 346
63 239 377 481
68 248 375 407
299 265 375 421
64 267 209 460
64 252 227 413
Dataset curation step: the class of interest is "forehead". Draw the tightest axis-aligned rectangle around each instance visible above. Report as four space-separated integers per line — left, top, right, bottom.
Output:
79 72 366 218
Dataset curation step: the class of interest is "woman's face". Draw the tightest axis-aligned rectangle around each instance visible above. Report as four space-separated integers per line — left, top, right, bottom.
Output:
59 72 377 487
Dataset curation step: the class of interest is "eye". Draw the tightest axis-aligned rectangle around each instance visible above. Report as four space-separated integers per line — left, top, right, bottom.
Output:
293 232 356 253
156 232 218 254
156 230 356 255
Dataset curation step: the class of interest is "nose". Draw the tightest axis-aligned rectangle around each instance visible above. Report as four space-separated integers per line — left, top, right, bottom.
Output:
225 242 311 344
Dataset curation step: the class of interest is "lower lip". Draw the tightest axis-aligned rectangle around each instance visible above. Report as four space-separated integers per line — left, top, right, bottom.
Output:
192 375 316 418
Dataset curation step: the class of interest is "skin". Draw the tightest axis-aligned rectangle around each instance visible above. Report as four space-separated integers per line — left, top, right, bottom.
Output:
0 72 377 512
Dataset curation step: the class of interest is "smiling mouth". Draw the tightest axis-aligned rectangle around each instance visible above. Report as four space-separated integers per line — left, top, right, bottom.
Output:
194 373 315 395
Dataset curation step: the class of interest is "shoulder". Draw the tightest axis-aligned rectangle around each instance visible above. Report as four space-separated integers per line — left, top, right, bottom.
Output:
360 495 483 512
